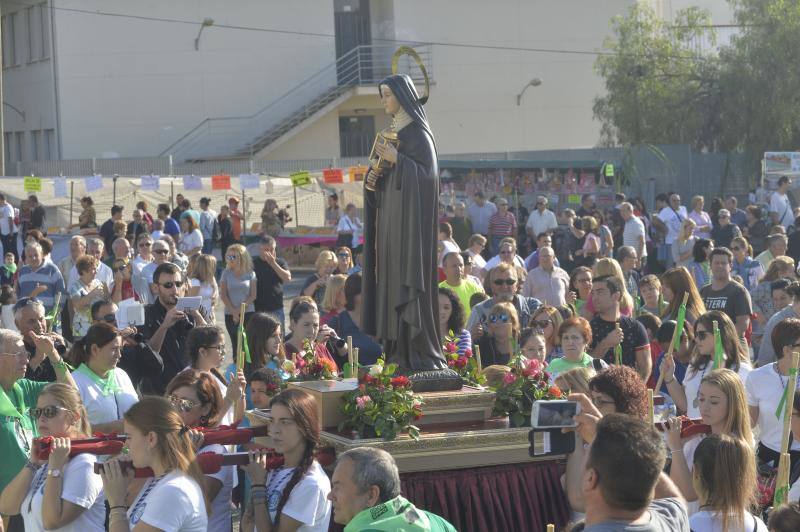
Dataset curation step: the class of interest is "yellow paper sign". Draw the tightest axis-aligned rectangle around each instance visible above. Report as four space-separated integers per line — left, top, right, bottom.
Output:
604 164 615 177
24 176 42 192
290 171 311 187
568 194 581 204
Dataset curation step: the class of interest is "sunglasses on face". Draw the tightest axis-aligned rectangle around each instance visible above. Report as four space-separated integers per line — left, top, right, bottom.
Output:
100 314 117 324
532 319 552 328
139 242 152 248
160 281 184 289
492 279 517 286
489 313 509 323
30 405 70 419
168 395 198 413
226 255 238 261
337 253 350 258
154 249 169 255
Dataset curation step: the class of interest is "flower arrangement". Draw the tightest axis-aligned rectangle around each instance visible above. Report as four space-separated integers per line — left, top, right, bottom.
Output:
492 356 563 427
443 338 485 387
339 358 423 441
282 339 338 381
259 368 286 397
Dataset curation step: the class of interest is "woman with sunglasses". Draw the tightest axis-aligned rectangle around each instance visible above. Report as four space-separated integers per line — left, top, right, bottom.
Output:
186 326 246 427
664 369 753 514
166 370 235 532
546 317 603 378
529 305 564 361
69 255 108 340
241 389 331 532
661 310 751 418
100 396 208 531
476 301 520 366
333 247 355 276
111 258 135 305
730 236 763 292
0 383 105 531
220 244 257 361
69 322 138 434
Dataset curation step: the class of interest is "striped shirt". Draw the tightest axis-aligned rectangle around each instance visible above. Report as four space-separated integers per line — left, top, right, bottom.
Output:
488 211 517 236
17 263 65 312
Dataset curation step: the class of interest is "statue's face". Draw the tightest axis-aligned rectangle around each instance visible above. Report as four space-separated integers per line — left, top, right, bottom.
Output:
380 85 401 116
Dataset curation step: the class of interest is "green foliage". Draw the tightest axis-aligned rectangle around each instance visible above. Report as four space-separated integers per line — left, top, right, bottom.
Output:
595 1 800 167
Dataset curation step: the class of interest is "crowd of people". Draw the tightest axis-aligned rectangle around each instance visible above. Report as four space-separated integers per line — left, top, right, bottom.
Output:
2 182 800 530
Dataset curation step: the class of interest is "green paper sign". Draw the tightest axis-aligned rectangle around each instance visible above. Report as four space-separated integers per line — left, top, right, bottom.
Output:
604 164 615 177
290 171 311 187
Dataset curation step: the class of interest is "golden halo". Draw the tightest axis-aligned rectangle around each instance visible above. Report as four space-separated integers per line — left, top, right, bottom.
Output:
391 46 430 104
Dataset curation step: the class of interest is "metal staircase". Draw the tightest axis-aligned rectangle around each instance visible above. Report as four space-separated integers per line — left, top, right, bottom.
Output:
160 44 433 163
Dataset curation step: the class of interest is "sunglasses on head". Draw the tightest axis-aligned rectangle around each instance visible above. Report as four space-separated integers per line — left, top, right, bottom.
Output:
30 405 70 420
160 281 183 289
493 279 517 286
168 395 198 413
489 313 509 323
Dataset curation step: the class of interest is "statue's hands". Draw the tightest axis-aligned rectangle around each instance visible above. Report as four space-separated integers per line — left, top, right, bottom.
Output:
375 142 398 164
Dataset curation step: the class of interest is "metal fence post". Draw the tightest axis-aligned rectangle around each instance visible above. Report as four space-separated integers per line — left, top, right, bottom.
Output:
168 154 174 176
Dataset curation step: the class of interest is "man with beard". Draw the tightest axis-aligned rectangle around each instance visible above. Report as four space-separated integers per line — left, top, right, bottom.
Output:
465 262 541 339
140 262 206 394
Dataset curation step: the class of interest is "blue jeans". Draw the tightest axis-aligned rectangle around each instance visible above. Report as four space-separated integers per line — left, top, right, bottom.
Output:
202 239 214 254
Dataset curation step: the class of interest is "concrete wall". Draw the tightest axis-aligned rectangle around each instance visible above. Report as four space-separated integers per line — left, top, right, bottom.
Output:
48 0 336 158
389 0 634 154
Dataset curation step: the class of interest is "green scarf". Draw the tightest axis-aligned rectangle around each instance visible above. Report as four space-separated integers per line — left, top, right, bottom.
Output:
76 363 120 396
2 263 16 275
344 496 455 532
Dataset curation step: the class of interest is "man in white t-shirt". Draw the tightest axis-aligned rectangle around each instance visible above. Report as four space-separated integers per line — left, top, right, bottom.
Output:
525 196 558 242
466 191 497 236
620 202 646 267
0 194 15 261
770 175 794 229
653 194 687 263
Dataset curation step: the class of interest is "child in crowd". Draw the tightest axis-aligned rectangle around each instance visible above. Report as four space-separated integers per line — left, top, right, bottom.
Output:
519 327 546 362
0 284 16 330
0 252 16 286
636 312 662 388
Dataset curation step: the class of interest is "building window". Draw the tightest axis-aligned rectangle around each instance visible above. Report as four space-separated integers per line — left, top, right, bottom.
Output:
3 132 12 168
44 129 56 160
31 130 41 160
14 132 25 162
2 15 15 68
27 5 43 62
40 3 50 60
11 12 22 66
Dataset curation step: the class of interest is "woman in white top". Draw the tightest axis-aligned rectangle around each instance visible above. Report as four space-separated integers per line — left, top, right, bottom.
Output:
100 396 208 532
665 368 753 515
0 383 105 531
336 203 362 250
746 317 800 470
188 253 218 324
661 310 752 419
70 322 138 433
185 326 246 427
242 389 331 532
178 216 204 257
70 255 109 339
166 370 236 532
688 434 767 531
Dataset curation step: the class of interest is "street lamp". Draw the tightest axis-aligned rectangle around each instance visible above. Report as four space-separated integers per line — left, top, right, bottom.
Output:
516 77 543 106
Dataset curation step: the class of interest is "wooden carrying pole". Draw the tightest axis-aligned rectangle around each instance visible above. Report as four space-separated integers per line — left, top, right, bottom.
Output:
654 292 689 393
775 351 800 504
47 292 62 333
235 303 246 370
647 389 655 425
474 344 483 373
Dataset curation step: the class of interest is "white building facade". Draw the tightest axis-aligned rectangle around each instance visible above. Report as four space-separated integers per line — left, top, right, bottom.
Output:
0 0 735 168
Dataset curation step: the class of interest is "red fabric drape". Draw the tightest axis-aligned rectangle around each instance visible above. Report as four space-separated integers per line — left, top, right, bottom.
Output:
400 461 570 532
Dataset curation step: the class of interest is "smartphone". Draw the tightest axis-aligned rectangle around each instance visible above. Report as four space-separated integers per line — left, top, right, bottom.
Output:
175 296 202 312
531 400 580 429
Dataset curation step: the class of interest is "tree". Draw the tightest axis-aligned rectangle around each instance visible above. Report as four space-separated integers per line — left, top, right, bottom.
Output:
593 4 722 150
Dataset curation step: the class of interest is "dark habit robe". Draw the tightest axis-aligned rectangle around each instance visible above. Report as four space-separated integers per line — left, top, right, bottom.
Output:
362 74 446 371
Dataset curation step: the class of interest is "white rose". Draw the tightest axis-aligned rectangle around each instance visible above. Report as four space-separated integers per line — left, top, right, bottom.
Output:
368 364 383 377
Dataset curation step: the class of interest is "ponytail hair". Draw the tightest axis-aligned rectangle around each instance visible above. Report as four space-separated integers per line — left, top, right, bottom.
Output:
67 322 119 366
123 396 210 515
269 389 320 526
40 383 92 437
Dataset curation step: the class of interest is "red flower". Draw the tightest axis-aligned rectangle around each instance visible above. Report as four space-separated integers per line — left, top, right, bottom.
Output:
454 356 468 368
358 384 366 392
445 342 458 353
522 358 543 378
548 386 563 398
463 348 473 358
390 376 411 388
447 359 455 367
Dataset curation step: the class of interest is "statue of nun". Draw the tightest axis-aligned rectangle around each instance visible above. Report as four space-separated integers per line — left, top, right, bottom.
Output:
361 73 461 391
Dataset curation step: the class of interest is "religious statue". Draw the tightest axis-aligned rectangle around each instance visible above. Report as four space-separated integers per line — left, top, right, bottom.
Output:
362 47 462 392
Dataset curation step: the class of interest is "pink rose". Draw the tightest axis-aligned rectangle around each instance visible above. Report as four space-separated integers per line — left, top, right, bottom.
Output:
355 395 372 409
503 372 517 385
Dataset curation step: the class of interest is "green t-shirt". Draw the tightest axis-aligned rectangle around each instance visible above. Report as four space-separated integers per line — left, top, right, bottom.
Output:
0 379 47 492
546 352 594 378
344 495 457 532
439 279 484 319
